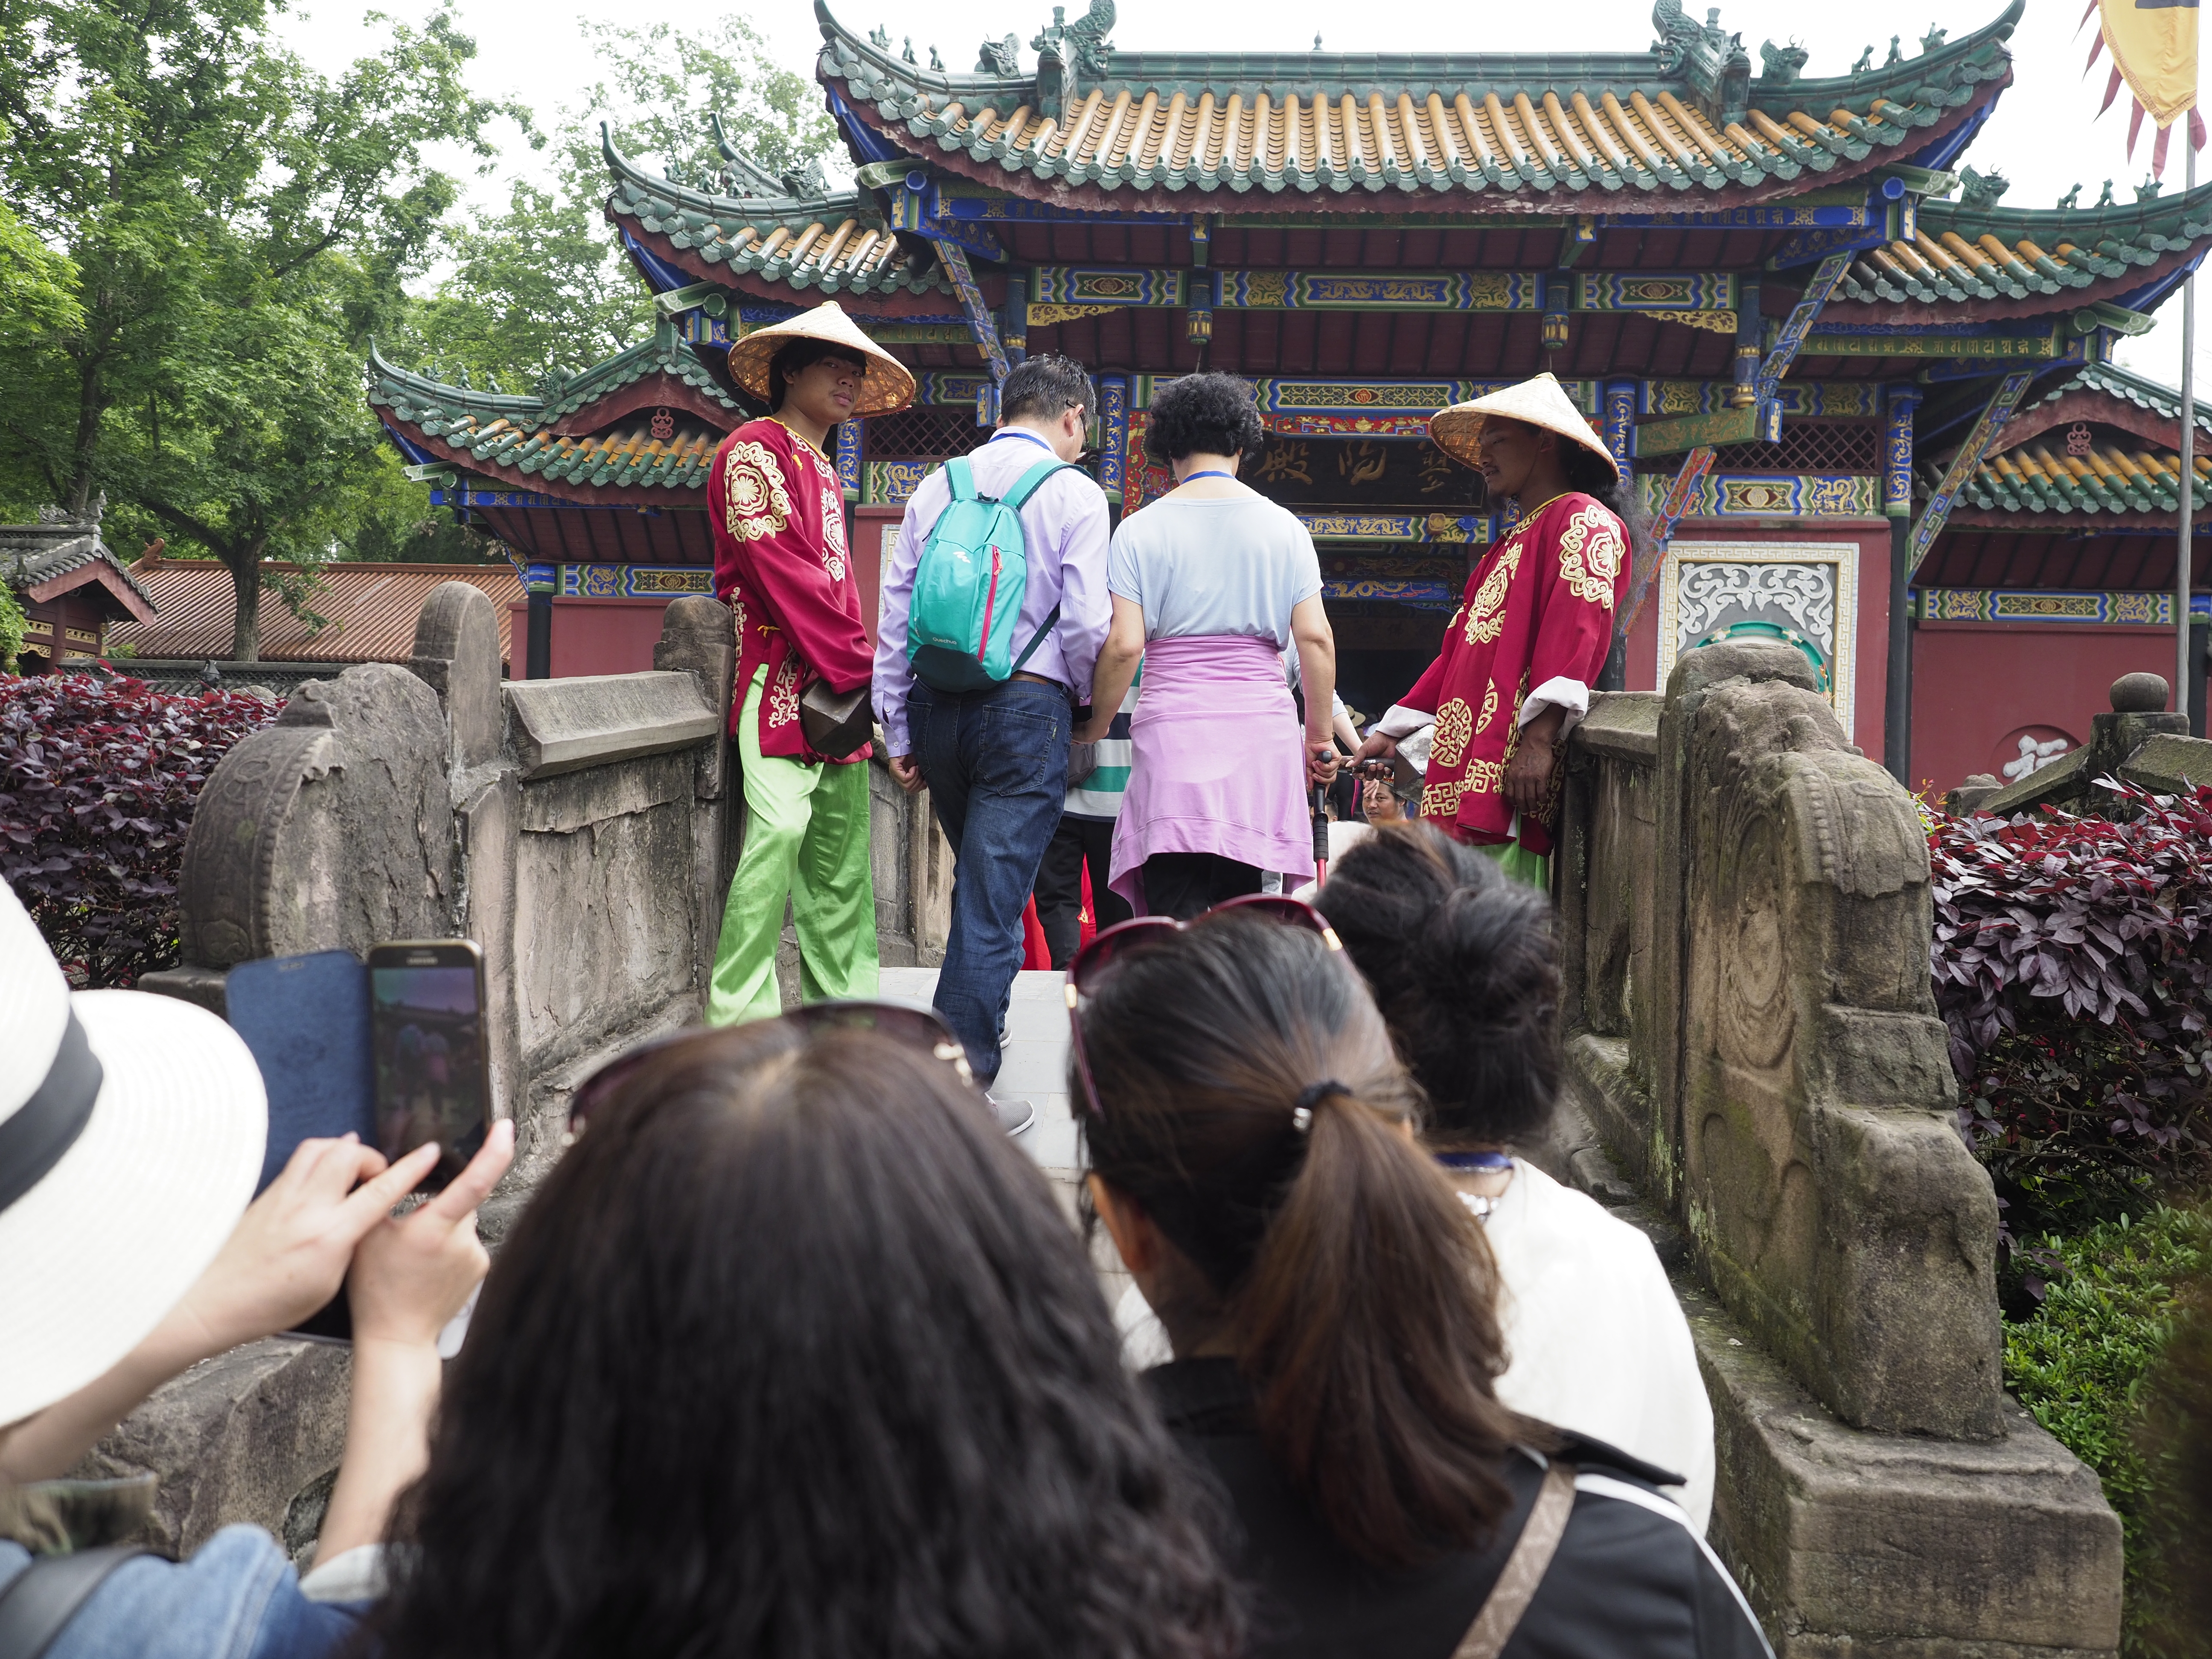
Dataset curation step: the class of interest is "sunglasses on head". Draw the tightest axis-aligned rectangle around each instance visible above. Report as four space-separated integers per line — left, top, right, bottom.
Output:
1063 894 1343 1122
565 1001 971 1141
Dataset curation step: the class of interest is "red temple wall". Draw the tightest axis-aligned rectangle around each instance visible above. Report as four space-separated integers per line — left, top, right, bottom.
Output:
1909 623 2178 797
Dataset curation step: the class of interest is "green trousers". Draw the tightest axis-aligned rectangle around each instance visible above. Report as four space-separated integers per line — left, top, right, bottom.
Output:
1480 836 1550 892
705 666 879 1026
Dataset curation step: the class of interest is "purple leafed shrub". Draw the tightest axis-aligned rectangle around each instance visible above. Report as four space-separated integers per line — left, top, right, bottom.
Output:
0 672 278 987
1929 782 2212 1237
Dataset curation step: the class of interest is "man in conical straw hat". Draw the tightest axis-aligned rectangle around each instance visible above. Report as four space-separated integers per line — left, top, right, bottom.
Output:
1352 372 1650 888
705 301 915 1025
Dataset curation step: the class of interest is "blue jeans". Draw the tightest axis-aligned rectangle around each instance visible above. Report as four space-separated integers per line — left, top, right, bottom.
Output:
908 676 1072 1084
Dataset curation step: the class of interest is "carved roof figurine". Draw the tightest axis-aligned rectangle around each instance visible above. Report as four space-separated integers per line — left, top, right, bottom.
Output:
1851 44 1873 72
1920 24 1947 52
868 23 888 47
2139 176 2165 201
977 32 1019 73
929 45 943 70
2096 179 2116 207
1758 39 1807 83
2057 182 2082 209
1885 35 1903 64
811 0 2025 207
1957 165 2007 207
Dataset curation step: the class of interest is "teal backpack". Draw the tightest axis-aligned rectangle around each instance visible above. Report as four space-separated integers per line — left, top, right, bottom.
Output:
905 453 1075 693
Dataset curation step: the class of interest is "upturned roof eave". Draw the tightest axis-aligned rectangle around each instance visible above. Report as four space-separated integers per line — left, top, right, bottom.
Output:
1920 177 2212 246
602 122 881 231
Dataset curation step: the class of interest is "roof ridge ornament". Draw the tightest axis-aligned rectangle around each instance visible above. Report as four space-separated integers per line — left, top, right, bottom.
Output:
1959 166 2009 209
1757 39 1807 84
977 32 1020 73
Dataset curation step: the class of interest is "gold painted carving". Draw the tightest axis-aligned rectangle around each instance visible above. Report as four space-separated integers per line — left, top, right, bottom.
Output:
1646 309 1739 335
1028 303 1122 325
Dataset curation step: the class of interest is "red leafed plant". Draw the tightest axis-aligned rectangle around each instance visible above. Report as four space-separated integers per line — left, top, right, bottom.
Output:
1930 782 2212 1239
0 671 279 987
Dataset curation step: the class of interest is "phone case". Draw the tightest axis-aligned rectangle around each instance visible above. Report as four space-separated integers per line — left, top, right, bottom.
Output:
225 950 376 1194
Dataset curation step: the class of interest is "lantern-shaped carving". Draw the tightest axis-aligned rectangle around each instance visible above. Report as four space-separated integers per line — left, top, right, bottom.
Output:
2064 423 2092 457
650 407 676 441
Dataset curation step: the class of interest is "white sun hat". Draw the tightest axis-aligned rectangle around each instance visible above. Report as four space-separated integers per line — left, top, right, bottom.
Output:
0 879 266 1428
1429 372 1618 472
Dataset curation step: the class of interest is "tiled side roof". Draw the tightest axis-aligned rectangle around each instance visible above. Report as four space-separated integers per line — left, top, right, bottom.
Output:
367 321 742 437
1 524 156 610
815 0 2017 201
1834 190 2212 309
2026 362 2212 440
111 562 524 665
399 413 721 495
1960 442 2212 516
605 131 948 295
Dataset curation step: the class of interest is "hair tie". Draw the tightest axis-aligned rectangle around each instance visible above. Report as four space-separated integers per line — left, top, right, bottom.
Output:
1290 1080 1350 1132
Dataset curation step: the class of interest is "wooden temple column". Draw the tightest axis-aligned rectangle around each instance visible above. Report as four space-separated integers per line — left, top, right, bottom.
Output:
1097 375 1130 529
1882 386 1920 784
524 561 554 681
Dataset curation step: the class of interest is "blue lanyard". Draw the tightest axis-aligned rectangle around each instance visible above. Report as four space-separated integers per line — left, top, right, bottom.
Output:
998 428 1055 454
1181 469 1236 482
1435 1151 1514 1174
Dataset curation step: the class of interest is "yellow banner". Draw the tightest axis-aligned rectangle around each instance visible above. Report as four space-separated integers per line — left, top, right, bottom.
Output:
2100 0 2199 129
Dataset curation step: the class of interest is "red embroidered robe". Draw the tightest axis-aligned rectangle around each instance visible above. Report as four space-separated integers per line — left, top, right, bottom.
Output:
1397 491 1629 854
708 417 873 763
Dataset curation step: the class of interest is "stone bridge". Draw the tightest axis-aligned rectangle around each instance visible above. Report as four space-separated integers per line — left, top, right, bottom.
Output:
105 588 2131 1653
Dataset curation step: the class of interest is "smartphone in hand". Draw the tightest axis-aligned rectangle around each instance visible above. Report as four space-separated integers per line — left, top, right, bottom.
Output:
367 940 491 1193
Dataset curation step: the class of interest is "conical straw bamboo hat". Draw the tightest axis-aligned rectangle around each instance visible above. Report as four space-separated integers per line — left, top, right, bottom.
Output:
727 300 916 417
1429 372 1617 471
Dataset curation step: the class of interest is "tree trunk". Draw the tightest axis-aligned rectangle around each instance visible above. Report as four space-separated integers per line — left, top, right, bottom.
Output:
227 550 264 663
64 335 108 520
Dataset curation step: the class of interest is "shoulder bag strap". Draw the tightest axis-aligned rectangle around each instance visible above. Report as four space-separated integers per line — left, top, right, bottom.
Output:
1450 1462 1577 1659
944 456 977 503
0 1547 151 1659
1000 457 1075 510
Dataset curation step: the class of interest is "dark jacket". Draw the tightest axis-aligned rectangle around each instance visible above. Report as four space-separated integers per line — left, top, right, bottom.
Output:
1144 1358 1771 1659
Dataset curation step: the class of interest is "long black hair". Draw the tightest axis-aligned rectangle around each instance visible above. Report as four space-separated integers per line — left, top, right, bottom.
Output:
1077 915 1535 1570
368 1022 1242 1659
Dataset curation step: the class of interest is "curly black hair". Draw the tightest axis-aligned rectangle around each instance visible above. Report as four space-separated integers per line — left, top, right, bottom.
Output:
1314 823 1560 1147
365 1022 1243 1659
1142 371 1267 468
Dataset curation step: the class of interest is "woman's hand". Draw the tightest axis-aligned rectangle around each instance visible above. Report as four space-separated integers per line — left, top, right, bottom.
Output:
166 1135 426 1359
1073 713 1113 745
348 1119 515 1352
1306 739 1341 785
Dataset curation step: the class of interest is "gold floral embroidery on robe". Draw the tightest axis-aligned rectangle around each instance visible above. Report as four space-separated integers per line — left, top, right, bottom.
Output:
765 655 803 727
1557 504 1624 609
1462 540 1523 645
723 441 795 542
819 485 849 582
1475 681 1499 735
1431 698 1474 769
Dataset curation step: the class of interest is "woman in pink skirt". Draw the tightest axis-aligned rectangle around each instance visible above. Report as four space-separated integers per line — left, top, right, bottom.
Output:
1078 373 1339 918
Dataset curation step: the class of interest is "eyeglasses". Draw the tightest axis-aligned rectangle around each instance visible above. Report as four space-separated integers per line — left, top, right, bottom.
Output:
1063 895 1343 1121
565 1001 970 1141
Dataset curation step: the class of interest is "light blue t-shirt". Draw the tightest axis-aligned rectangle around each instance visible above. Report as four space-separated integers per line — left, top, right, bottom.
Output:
1106 493 1323 648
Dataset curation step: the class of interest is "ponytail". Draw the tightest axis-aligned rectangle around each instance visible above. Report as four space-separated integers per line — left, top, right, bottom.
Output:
1236 1086 1517 1565
1077 916 1528 1568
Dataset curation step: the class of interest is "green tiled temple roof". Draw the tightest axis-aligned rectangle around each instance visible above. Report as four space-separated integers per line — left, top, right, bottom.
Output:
604 130 949 295
2023 361 2212 441
1833 187 2212 311
369 321 742 436
815 0 2018 202
1958 439 2210 516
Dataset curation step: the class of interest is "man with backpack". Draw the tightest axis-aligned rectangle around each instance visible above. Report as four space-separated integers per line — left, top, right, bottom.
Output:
875 355 1110 1126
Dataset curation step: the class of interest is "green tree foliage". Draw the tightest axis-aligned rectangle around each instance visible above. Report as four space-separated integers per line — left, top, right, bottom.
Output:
406 17 837 393
0 0 524 658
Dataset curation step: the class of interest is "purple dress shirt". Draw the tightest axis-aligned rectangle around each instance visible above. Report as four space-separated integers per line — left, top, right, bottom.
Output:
873 426 1113 757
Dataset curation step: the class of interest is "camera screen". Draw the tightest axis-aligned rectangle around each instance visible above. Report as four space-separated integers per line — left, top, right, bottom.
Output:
370 963 486 1185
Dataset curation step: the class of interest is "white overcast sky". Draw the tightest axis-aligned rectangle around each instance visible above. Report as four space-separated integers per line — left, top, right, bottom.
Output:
271 0 2206 390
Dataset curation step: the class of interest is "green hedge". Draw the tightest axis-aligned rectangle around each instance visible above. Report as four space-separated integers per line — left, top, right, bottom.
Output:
2005 1206 2212 1657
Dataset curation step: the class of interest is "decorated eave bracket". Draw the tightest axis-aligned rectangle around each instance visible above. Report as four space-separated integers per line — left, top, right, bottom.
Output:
873 165 1016 393
1907 368 2036 576
1766 177 1913 270
1649 250 1854 544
